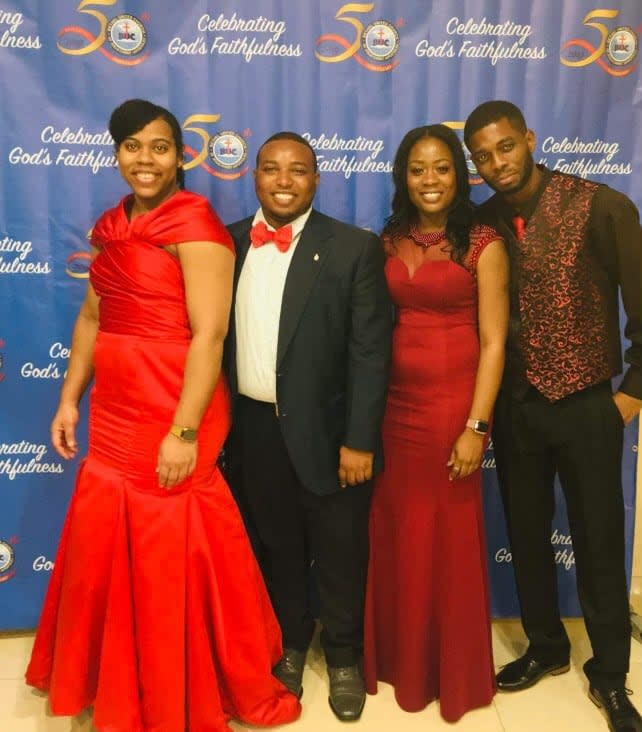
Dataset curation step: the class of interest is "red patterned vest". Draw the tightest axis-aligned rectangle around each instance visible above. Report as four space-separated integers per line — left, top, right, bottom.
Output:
517 173 612 401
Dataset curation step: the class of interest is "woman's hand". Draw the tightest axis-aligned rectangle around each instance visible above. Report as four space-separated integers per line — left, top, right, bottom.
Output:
447 429 485 481
51 402 80 459
156 433 197 489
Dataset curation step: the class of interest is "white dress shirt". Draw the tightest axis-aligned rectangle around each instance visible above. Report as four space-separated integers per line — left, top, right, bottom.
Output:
235 207 312 402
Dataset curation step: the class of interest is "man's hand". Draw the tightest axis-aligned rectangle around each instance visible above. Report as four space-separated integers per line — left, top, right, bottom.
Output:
338 446 374 488
613 391 642 425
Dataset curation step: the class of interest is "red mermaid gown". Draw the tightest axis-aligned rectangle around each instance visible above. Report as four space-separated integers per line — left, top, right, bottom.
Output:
26 190 301 732
364 225 498 722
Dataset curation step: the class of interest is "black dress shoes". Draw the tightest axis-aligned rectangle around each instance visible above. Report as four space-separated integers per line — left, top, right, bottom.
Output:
273 648 306 699
328 664 366 721
589 686 642 731
496 653 570 692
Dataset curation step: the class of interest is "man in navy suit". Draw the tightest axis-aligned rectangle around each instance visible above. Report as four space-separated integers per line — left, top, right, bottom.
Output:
225 132 391 721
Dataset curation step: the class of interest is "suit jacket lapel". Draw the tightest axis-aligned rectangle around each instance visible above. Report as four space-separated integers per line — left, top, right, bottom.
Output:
277 211 332 366
226 219 252 396
233 220 252 289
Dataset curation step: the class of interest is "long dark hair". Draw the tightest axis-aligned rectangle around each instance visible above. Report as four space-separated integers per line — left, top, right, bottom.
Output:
383 124 475 263
109 99 185 188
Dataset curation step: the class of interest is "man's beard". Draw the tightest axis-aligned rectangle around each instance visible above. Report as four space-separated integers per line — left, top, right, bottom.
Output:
497 152 535 196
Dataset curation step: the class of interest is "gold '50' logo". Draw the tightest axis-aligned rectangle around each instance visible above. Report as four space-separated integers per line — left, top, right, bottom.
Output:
560 9 638 75
58 0 149 66
316 3 401 72
182 115 249 180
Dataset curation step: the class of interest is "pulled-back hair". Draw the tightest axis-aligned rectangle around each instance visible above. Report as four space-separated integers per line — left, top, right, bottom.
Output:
463 100 527 147
256 131 318 172
109 99 185 188
384 124 475 263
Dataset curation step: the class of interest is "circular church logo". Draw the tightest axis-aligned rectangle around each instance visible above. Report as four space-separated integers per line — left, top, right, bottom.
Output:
606 27 638 66
0 540 15 583
207 131 248 170
361 20 400 62
106 14 147 56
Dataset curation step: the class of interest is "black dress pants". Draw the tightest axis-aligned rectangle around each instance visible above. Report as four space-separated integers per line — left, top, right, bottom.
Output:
236 396 372 668
493 381 630 686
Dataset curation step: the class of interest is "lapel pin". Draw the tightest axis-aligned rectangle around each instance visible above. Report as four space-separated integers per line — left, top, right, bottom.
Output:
313 253 319 261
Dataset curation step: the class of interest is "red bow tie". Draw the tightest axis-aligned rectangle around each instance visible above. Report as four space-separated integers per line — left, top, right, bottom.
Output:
250 220 293 253
512 215 526 241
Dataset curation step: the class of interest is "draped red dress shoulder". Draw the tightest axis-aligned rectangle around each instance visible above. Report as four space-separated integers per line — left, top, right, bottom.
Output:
26 190 300 732
364 224 499 722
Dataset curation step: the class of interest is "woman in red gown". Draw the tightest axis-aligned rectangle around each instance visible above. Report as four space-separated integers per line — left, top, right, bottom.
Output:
364 125 509 721
25 100 301 732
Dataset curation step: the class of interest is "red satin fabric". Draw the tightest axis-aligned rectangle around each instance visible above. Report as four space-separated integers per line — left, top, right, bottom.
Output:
26 191 300 731
364 226 497 722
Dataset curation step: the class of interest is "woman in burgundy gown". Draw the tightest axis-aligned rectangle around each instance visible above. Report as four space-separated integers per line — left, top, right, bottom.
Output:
364 124 509 721
25 100 300 732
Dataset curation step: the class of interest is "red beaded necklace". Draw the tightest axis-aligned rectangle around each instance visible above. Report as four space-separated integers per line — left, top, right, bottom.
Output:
409 222 447 249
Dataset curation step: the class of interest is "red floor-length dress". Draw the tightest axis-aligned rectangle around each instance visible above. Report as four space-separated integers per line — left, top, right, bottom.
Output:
364 225 498 722
26 191 300 732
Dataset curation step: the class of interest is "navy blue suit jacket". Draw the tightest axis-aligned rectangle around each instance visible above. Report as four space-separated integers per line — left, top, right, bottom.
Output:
225 209 392 496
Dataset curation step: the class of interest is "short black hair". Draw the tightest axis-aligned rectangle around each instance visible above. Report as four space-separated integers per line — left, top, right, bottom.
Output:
464 100 527 147
109 99 185 188
255 131 318 172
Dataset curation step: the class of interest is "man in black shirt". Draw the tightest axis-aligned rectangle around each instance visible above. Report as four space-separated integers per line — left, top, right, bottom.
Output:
464 100 642 732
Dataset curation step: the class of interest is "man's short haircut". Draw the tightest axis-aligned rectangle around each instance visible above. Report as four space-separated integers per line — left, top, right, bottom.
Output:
255 131 318 172
464 100 527 146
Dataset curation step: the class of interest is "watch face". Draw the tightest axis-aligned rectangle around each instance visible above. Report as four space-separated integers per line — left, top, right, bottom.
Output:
467 419 488 434
171 425 197 441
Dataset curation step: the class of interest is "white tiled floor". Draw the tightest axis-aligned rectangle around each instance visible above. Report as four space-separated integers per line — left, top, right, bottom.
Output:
2 618 642 731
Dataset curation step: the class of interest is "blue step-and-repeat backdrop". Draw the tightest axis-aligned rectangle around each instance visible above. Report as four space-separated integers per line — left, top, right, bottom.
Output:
0 0 639 629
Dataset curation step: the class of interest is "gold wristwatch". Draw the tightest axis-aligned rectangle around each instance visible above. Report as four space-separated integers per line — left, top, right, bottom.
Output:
170 425 198 442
